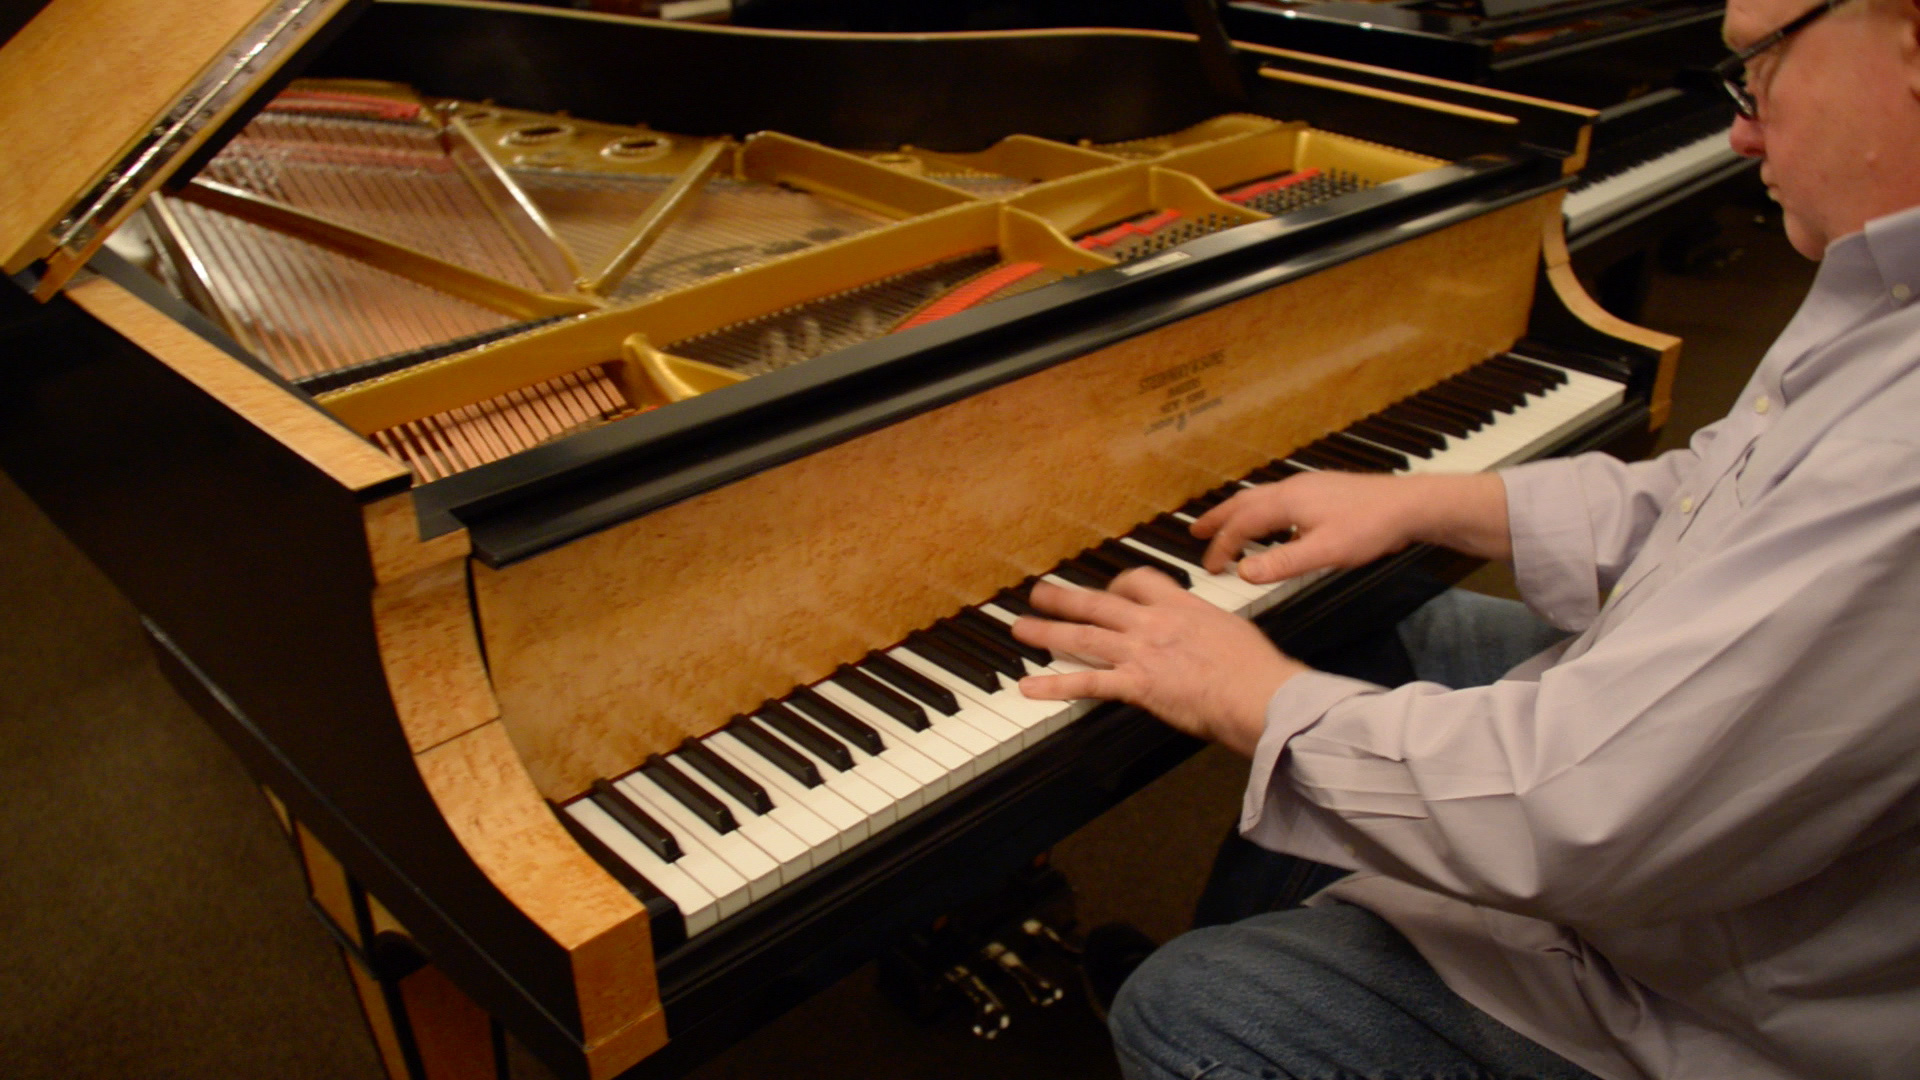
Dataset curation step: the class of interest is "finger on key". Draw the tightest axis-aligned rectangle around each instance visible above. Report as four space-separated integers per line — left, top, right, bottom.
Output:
1018 665 1146 704
1024 579 1148 629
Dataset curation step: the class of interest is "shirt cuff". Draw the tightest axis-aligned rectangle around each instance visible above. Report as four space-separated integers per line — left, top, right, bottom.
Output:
1501 460 1601 630
1240 670 1381 835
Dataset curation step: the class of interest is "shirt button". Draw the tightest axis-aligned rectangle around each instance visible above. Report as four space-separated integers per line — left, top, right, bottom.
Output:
1895 283 1913 303
1679 496 1695 513
1754 394 1772 415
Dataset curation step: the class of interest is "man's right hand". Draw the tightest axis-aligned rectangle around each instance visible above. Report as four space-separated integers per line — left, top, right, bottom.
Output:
1191 471 1513 583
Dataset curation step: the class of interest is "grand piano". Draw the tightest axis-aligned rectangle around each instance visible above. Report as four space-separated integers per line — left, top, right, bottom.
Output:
0 2 1676 1078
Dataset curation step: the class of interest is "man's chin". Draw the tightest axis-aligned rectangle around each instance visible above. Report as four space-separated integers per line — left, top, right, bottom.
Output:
1780 212 1828 261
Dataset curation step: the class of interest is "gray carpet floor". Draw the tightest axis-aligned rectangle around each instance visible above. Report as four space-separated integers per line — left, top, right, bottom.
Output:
0 203 1812 1080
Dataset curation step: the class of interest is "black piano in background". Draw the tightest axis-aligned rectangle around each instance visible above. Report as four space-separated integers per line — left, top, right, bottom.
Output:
728 0 1720 107
1 2 1675 1078
725 0 1761 322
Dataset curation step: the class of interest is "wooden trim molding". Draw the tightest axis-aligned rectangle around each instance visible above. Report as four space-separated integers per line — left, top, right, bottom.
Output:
1540 215 1682 428
413 723 665 1077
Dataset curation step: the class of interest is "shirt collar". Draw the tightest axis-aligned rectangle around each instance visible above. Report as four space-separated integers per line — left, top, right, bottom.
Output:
1860 202 1920 305
1766 203 1920 398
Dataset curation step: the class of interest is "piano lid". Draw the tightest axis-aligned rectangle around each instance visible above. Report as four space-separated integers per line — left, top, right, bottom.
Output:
0 0 363 295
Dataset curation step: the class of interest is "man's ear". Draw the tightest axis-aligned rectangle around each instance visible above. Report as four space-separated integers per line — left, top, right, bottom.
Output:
1900 0 1920 97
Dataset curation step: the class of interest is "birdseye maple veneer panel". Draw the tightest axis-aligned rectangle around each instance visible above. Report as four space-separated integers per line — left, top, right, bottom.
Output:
472 193 1560 801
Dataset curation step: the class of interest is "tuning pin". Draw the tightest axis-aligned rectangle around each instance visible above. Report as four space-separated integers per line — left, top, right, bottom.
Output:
1021 916 1082 957
942 964 1009 1039
983 941 1062 1007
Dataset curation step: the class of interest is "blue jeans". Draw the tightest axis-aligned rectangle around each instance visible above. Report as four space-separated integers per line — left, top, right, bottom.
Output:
1110 590 1598 1080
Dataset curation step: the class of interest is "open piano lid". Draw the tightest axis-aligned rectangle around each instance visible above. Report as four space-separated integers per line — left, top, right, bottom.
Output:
0 0 363 297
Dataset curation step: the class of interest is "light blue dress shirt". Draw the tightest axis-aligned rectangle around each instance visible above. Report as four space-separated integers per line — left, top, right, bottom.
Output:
1242 203 1920 1080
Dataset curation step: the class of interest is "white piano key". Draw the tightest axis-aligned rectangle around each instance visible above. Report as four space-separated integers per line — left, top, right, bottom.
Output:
890 645 1067 745
1564 127 1740 236
620 768 782 898
564 799 719 938
859 659 1011 768
696 735 844 862
754 720 900 830
614 775 765 911
818 678 977 788
666 751 813 882
811 680 957 797
1115 536 1265 607
1408 365 1623 475
784 693 932 813
978 604 1099 668
888 645 1038 748
828 729 926 816
707 730 869 847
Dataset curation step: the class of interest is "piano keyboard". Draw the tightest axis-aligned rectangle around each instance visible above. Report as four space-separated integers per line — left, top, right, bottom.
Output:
1563 125 1743 237
557 346 1625 949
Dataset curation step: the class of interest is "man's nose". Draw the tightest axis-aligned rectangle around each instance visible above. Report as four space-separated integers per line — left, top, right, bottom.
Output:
1729 114 1765 158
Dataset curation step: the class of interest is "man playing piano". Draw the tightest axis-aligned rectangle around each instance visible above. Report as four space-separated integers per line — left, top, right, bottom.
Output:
1014 0 1920 1076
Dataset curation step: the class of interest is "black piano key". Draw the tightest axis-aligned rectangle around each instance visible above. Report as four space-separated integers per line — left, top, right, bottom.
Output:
903 633 1002 693
1446 371 1526 410
729 715 824 787
953 609 1052 667
1400 393 1486 431
1424 380 1507 418
1177 483 1243 518
1136 516 1210 564
1479 363 1554 398
757 702 854 771
1050 558 1112 590
1305 438 1393 473
935 618 1030 677
554 804 687 952
864 651 961 715
1324 432 1408 472
1492 352 1567 387
1246 461 1302 483
1097 538 1192 588
1076 547 1135 581
833 664 930 731
990 588 1038 618
1128 526 1202 569
1384 400 1474 437
1285 445 1352 471
590 778 683 863
1348 416 1442 456
641 755 737 834
787 686 888 756
927 621 1026 679
1458 364 1542 399
677 736 774 814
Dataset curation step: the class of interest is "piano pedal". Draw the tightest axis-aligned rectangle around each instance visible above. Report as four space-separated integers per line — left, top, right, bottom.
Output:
982 940 1063 1007
1020 915 1083 958
942 963 1011 1039
874 858 1081 1034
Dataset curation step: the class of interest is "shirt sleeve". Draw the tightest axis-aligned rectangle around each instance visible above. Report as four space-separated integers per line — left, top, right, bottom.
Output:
1244 432 1920 927
1501 419 1725 630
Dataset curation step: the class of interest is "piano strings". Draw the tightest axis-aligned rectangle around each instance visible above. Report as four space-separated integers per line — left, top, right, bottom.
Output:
116 79 1428 486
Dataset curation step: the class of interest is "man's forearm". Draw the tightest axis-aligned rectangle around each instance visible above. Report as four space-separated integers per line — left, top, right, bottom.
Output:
1410 472 1512 562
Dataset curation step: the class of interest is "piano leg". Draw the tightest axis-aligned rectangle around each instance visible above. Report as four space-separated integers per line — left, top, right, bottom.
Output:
281 801 503 1080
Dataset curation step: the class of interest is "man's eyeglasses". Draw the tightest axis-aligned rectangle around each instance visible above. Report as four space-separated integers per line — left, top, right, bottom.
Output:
1713 0 1853 119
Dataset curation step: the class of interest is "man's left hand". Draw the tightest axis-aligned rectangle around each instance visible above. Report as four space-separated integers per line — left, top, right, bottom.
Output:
1011 568 1307 757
